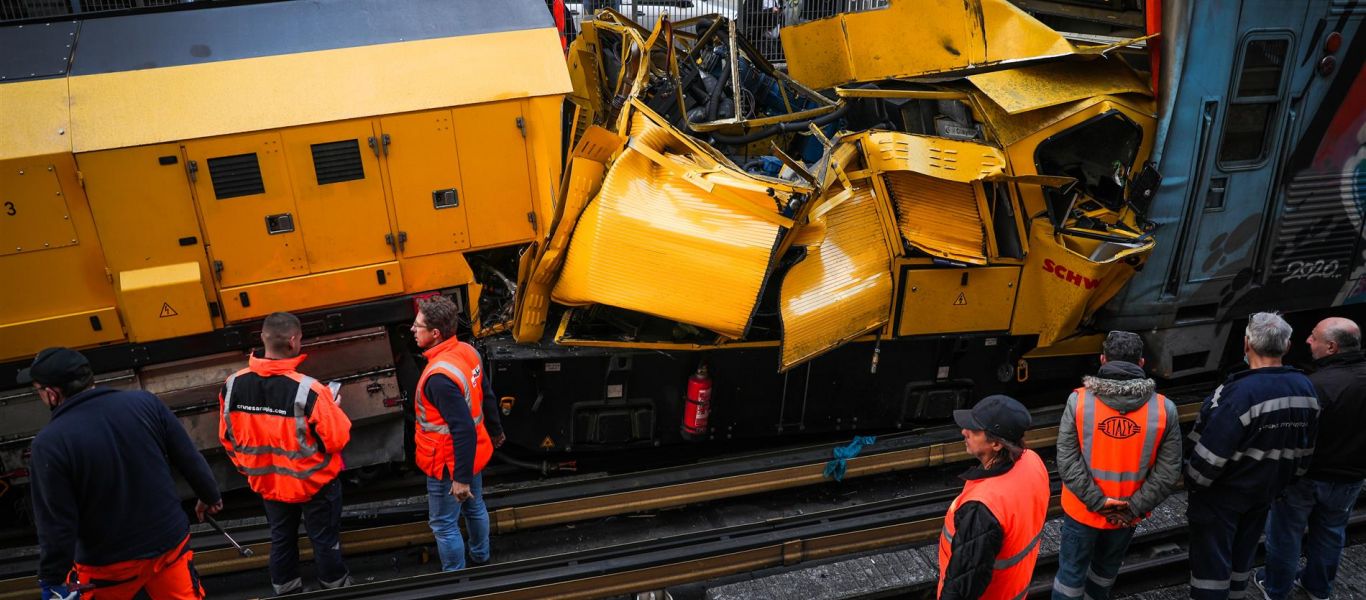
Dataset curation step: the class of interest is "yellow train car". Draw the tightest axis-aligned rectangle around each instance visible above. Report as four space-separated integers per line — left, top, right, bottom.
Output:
0 0 569 493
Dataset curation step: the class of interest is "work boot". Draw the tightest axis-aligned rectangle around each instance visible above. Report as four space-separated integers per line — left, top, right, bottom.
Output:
319 574 353 589
272 578 304 596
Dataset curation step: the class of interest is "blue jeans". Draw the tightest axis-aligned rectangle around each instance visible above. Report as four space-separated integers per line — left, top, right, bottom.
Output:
1052 513 1135 600
426 474 490 571
1258 477 1363 600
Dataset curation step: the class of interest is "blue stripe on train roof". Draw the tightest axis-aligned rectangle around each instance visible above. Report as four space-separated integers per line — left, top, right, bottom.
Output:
0 0 553 82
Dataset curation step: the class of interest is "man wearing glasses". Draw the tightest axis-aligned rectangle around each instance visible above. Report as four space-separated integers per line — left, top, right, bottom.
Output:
410 295 500 570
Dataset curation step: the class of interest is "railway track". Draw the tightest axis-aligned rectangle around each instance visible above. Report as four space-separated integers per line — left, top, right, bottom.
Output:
0 387 1212 600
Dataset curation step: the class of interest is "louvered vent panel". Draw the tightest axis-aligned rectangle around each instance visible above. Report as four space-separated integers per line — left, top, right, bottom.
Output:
207 153 265 199
1269 171 1363 277
311 139 365 185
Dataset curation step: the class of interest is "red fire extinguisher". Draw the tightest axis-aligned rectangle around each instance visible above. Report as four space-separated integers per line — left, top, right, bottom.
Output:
681 364 712 439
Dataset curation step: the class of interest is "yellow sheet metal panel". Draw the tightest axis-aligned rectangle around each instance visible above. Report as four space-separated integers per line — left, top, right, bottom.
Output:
552 109 783 339
68 29 573 154
397 251 475 296
525 95 567 241
0 79 71 161
0 155 119 330
451 101 537 249
78 144 218 323
781 0 1073 90
885 172 988 265
116 262 213 343
0 307 125 363
219 261 404 323
977 0 1076 64
1010 222 1153 347
378 109 472 259
184 131 309 288
967 58 1152 115
280 119 396 273
896 267 1020 336
779 181 894 370
863 132 1006 183
516 157 607 342
0 162 78 257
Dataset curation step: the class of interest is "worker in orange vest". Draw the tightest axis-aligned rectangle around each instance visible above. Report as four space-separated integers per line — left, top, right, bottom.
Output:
219 312 353 594
938 395 1049 599
412 295 497 570
1053 331 1181 600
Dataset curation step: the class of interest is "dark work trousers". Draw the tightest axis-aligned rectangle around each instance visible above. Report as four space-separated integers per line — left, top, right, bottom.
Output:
261 479 349 593
1187 490 1270 600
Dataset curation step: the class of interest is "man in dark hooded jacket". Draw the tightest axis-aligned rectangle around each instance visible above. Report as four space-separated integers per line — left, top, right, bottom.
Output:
1254 317 1366 600
1053 331 1182 600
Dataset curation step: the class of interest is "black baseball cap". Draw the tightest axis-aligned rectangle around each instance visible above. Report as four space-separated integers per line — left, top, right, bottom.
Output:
953 394 1031 444
16 347 90 387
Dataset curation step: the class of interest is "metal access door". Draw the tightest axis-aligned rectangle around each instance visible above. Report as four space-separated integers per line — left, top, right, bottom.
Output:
185 132 308 288
1180 11 1299 286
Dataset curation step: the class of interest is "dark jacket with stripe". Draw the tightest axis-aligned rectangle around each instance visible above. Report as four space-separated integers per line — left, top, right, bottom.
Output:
1305 351 1366 482
29 387 220 582
1185 366 1320 505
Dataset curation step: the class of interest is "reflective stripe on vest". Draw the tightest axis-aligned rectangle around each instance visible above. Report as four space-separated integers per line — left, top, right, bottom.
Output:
415 361 483 434
1079 389 1164 483
940 526 1043 571
222 373 331 478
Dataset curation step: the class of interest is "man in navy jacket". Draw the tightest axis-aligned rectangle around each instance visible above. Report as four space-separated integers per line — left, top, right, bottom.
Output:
1185 313 1320 600
25 348 222 600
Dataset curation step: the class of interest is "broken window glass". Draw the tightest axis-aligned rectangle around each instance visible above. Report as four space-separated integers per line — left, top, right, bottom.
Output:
1034 110 1142 212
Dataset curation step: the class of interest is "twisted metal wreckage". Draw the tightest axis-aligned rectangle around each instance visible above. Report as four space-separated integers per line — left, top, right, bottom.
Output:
511 0 1163 372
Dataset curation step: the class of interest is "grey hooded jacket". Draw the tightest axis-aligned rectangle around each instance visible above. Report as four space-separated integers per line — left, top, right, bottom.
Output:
1057 361 1183 517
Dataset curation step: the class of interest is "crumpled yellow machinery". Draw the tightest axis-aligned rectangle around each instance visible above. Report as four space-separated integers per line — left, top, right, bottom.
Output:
513 3 1158 370
780 0 1153 90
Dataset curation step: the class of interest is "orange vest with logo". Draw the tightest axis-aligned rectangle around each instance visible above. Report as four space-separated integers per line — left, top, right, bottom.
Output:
219 354 352 503
938 449 1050 600
1061 387 1168 529
414 337 493 480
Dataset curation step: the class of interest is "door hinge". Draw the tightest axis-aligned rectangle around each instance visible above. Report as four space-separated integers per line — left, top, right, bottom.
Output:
212 260 224 282
77 170 86 189
187 159 199 183
381 133 391 156
368 136 380 157
516 116 527 138
527 211 537 229
385 231 408 252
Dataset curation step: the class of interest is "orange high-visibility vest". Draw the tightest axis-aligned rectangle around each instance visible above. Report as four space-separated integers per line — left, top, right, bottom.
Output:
219 354 351 503
414 336 493 480
1061 387 1169 529
938 449 1050 600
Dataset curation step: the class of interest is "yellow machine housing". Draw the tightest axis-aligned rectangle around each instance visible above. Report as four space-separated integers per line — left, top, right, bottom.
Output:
0 4 571 362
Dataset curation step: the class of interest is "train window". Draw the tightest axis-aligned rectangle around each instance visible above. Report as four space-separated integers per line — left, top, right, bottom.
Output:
1034 110 1142 212
1217 35 1290 167
206 153 265 200
310 139 366 185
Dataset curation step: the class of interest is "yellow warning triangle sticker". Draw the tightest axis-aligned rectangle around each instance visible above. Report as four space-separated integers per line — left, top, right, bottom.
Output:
540 436 555 450
953 292 967 306
159 302 179 318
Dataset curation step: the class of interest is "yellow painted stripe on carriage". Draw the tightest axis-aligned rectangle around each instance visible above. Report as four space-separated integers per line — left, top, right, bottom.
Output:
67 28 572 153
0 78 72 161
